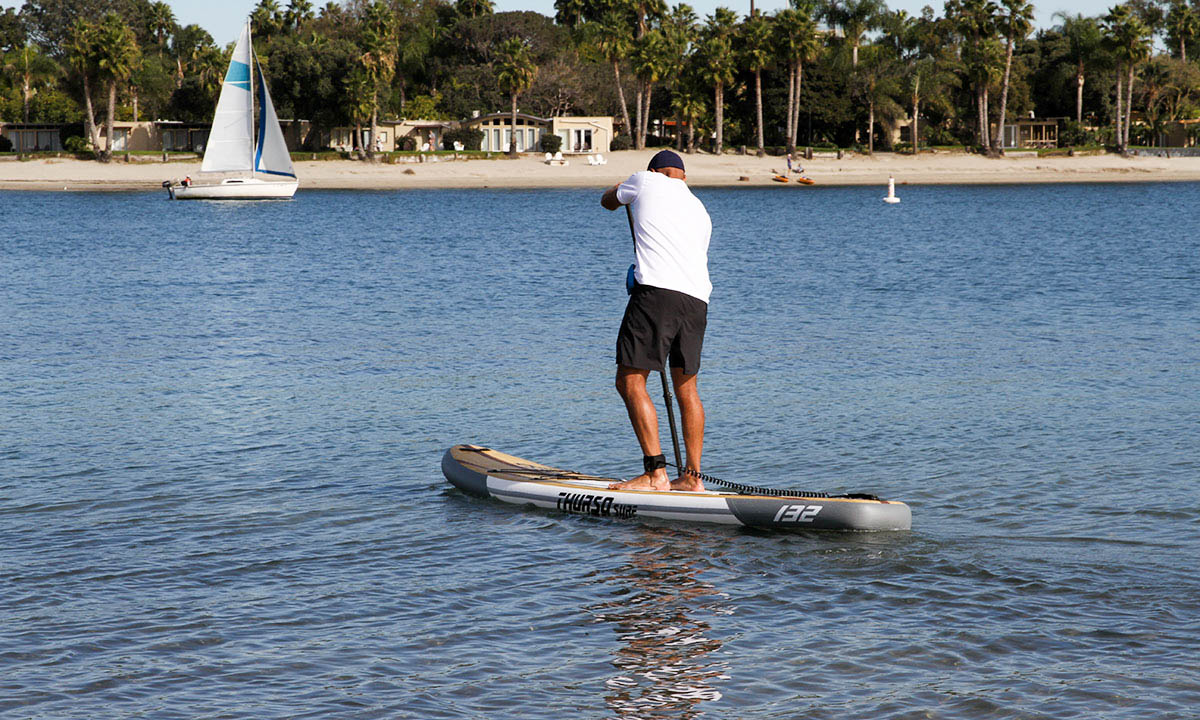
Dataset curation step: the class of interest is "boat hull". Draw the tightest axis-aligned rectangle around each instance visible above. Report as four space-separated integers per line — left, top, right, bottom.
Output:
442 445 912 532
170 177 298 200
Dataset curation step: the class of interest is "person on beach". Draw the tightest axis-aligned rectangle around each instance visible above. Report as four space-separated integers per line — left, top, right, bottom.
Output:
600 149 712 492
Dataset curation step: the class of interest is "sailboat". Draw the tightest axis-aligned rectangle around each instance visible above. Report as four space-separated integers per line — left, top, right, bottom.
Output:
166 21 298 199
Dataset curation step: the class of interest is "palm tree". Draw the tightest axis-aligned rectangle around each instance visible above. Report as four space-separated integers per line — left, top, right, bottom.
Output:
773 6 819 154
854 43 904 153
359 0 397 160
1105 4 1152 152
632 28 671 148
592 11 635 149
554 0 589 27
820 0 885 66
496 37 537 156
670 81 706 152
252 0 284 39
739 11 773 156
884 8 956 154
286 0 316 33
147 1 176 53
992 0 1033 155
1055 12 1103 124
697 7 737 154
947 0 1000 150
455 0 495 19
93 12 141 162
662 4 699 151
66 20 101 154
1165 0 1200 62
3 44 61 123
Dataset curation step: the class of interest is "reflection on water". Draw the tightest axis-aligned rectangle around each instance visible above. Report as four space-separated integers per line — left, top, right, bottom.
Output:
588 527 732 718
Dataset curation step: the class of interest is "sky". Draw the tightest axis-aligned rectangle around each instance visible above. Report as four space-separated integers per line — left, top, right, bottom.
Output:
4 0 1123 48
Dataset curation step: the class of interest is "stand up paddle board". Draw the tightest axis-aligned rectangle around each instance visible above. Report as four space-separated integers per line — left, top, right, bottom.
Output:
442 445 911 532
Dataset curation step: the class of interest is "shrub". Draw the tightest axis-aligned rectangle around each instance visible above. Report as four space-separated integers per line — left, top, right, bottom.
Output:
812 140 838 150
539 133 562 154
922 125 961 147
611 134 632 151
397 136 417 151
1059 120 1094 147
442 127 483 151
0 134 12 152
64 136 91 154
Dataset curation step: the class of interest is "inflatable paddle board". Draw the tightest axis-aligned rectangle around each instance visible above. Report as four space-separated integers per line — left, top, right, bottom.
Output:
442 445 911 532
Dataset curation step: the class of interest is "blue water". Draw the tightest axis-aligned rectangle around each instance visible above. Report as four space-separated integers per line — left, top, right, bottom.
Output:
2 183 1198 718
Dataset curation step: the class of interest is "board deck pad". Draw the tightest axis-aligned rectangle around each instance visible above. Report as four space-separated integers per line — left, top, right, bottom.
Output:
442 445 911 532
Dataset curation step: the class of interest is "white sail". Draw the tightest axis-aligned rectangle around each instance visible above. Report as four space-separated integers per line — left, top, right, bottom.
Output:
254 56 296 178
201 22 254 173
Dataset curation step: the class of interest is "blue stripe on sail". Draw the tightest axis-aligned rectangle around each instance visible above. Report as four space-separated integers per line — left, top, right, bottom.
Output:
255 62 267 171
257 168 296 178
225 60 251 88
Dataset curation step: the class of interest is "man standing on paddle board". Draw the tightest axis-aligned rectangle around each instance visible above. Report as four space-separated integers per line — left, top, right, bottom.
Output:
600 149 712 492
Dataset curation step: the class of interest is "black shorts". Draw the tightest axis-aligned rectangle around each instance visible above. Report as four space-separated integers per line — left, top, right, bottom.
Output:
616 285 708 375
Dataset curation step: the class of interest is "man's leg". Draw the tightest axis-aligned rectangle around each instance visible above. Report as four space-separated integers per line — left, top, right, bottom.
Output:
670 367 705 492
608 365 671 491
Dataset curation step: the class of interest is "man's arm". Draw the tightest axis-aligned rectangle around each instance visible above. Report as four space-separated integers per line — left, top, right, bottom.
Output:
600 183 623 211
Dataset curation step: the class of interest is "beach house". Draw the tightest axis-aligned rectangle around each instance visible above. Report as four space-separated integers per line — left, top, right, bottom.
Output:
461 113 613 155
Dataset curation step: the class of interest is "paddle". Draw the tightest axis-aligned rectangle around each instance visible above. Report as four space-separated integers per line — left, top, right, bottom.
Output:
624 204 685 474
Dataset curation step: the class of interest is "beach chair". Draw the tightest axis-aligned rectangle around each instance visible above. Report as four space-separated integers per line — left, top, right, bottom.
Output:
454 141 464 151
596 153 607 165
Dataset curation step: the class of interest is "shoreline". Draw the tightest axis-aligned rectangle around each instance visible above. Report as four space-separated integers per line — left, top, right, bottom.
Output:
5 150 1200 191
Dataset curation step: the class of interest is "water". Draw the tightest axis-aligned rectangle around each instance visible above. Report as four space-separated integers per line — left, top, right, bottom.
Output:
2 183 1198 718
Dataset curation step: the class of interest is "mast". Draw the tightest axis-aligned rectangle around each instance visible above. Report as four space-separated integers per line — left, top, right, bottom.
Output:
248 20 256 177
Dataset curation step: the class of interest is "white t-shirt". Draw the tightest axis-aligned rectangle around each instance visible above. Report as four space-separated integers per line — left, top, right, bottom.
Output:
616 171 712 304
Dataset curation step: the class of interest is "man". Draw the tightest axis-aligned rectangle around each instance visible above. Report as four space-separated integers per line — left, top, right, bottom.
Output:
600 149 712 492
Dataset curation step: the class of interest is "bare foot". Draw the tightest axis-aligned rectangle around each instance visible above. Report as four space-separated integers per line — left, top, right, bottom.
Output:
671 472 705 492
608 469 670 491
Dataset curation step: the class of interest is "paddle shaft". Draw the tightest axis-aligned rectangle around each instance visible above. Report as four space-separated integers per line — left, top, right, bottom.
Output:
625 204 685 473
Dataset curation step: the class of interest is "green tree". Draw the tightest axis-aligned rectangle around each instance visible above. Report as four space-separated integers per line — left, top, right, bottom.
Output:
854 43 904 153
93 12 140 161
1165 0 1200 62
146 1 176 53
820 0 885 67
252 0 285 40
632 27 670 147
496 36 537 155
3 44 62 123
456 0 495 20
992 0 1034 155
590 10 634 148
1104 3 1152 152
773 5 819 153
885 8 957 153
359 0 398 159
662 3 699 151
738 11 772 155
670 78 706 151
1055 12 1103 124
946 0 1000 150
696 6 737 153
286 0 316 33
65 19 101 153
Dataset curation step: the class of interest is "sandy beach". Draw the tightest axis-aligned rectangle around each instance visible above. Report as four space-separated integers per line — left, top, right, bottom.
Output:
4 148 1200 192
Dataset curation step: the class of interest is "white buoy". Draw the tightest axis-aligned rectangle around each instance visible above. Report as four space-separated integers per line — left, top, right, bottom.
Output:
883 176 900 204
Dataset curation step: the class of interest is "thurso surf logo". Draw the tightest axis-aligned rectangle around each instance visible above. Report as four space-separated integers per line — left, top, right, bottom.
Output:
557 492 637 519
